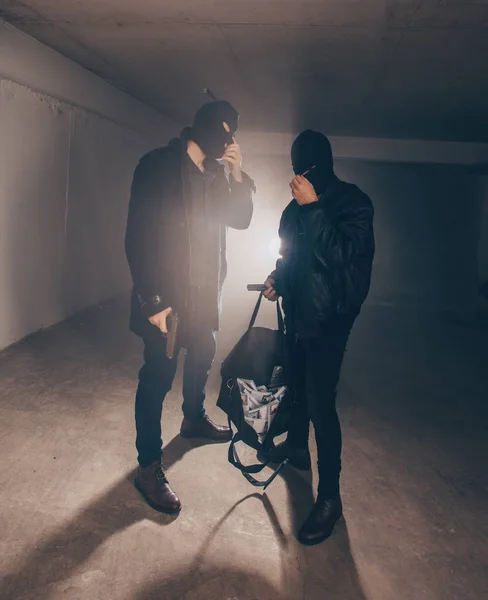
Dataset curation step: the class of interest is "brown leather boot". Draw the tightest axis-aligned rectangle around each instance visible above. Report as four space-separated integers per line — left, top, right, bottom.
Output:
134 461 181 514
180 414 232 441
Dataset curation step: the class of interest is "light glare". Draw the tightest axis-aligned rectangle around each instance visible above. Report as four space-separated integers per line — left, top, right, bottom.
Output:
269 236 281 260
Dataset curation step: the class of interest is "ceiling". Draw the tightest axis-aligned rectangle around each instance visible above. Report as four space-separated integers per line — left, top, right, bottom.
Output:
2 0 488 142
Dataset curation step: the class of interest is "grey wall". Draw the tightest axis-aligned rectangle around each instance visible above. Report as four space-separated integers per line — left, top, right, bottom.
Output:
335 160 479 312
0 23 178 350
2 20 485 353
216 156 480 358
0 81 143 350
477 176 488 294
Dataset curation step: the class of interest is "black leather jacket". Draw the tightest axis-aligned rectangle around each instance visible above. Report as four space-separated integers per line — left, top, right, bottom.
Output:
271 176 375 338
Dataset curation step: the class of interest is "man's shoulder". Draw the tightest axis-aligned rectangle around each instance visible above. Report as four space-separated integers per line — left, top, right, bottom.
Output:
337 180 373 211
137 135 184 168
140 146 167 161
279 199 298 227
130 140 183 200
137 144 177 170
282 198 298 215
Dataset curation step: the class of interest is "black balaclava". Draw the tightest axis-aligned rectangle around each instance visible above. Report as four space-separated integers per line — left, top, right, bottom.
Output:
291 130 334 195
190 100 239 159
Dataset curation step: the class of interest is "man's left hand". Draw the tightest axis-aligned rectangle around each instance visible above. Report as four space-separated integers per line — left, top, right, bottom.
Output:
290 175 319 206
223 137 243 183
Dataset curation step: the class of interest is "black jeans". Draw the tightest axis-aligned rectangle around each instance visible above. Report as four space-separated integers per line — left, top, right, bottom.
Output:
287 312 358 499
134 323 216 467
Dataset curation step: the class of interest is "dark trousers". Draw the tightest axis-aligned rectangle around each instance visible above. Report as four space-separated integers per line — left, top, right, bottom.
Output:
287 312 357 498
134 324 216 467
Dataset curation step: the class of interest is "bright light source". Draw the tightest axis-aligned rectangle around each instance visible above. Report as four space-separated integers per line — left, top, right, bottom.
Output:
268 236 281 260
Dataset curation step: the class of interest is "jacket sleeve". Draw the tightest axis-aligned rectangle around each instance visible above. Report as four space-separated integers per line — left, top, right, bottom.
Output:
268 259 284 296
267 211 288 294
299 191 374 270
125 153 173 318
219 171 255 230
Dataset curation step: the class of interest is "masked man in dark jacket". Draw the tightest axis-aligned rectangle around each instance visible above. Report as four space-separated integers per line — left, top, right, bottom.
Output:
263 130 374 545
125 101 255 513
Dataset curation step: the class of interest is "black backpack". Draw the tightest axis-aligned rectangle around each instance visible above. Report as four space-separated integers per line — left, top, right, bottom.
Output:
217 293 291 489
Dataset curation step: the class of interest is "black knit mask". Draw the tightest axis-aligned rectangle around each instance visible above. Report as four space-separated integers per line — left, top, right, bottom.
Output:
190 100 239 159
291 130 334 195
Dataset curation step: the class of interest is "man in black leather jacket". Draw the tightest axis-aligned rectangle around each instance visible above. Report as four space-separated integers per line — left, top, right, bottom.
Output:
264 130 374 545
125 101 255 514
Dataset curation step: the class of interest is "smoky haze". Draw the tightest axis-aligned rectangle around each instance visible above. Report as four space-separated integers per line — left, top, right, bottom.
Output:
1 11 488 600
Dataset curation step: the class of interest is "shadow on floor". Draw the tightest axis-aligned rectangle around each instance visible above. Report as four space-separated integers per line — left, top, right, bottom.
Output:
279 464 367 600
203 462 368 600
130 491 293 599
278 463 315 535
0 435 218 600
161 433 228 471
130 486 368 600
2 432 366 600
131 566 287 600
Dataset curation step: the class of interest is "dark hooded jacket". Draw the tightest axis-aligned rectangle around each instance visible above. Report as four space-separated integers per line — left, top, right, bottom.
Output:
125 130 255 337
272 132 375 338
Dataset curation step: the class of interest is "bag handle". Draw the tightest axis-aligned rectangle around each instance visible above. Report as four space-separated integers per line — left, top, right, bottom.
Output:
227 424 289 490
248 292 284 333
227 429 268 474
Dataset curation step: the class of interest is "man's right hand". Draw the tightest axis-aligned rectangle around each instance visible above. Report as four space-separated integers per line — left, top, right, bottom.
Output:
263 278 279 302
149 306 172 334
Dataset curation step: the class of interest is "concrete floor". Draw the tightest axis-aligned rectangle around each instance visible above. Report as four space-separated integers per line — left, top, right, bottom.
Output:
0 296 487 600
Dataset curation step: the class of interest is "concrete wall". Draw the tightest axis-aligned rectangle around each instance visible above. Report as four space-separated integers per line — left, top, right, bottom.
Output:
2 19 486 352
238 132 488 166
335 160 479 312
217 155 481 352
477 176 488 286
231 134 488 316
0 21 178 350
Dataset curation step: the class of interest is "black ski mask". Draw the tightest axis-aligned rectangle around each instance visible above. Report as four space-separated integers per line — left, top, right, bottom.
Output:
190 100 239 159
291 130 334 195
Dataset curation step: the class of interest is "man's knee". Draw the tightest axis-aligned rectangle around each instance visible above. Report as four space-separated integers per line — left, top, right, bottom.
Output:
192 330 217 368
307 387 338 422
138 361 174 396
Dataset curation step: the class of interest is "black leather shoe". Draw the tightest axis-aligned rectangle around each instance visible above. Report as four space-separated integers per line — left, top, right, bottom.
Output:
135 461 181 514
261 441 311 471
298 496 343 546
180 415 232 442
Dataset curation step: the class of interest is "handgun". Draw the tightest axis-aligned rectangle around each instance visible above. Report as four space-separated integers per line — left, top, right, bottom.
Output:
165 312 179 360
247 284 267 292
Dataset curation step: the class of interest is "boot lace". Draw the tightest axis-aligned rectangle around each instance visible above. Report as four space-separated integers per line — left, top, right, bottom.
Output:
154 464 168 484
